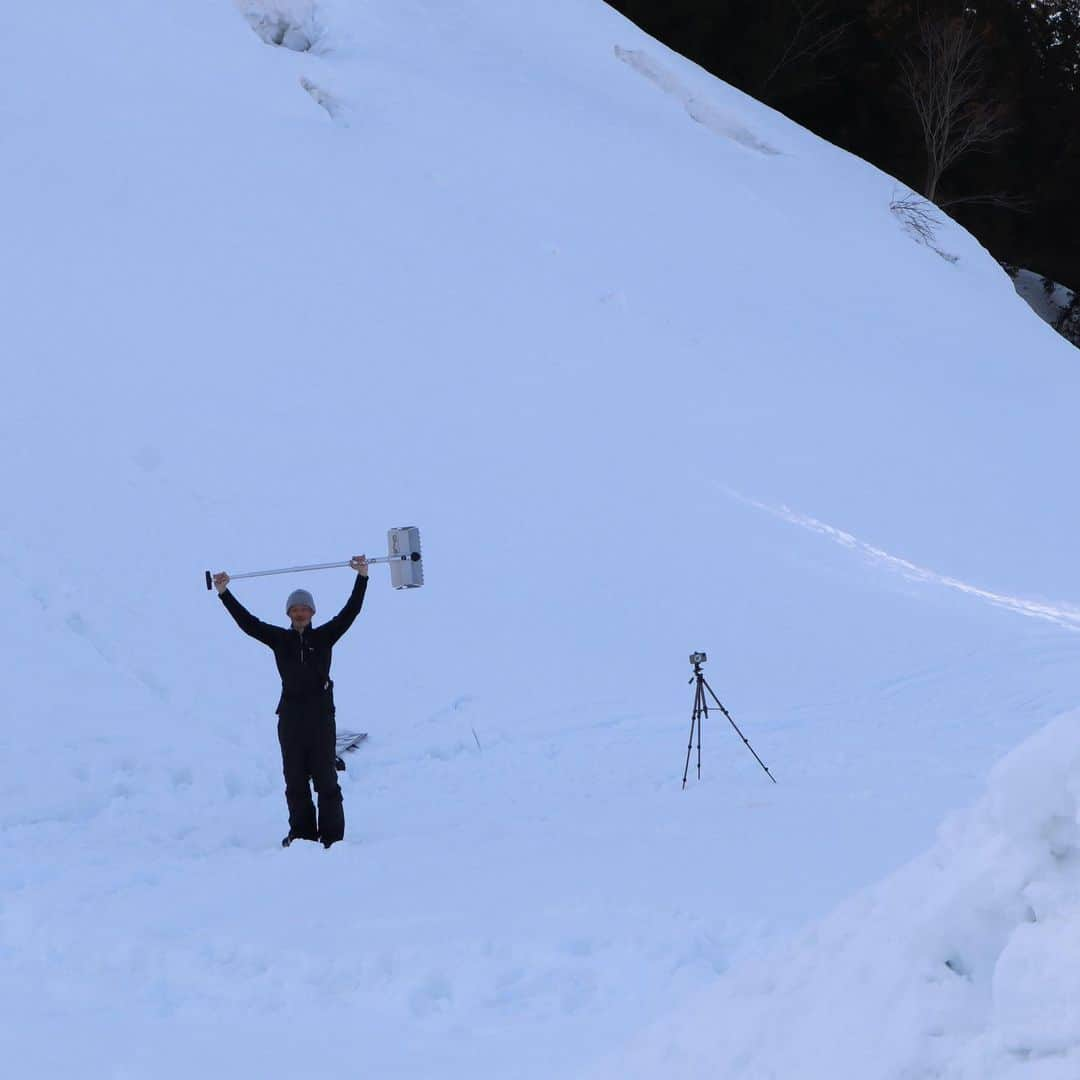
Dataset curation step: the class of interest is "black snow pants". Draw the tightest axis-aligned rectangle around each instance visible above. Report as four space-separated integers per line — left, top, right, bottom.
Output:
277 697 343 845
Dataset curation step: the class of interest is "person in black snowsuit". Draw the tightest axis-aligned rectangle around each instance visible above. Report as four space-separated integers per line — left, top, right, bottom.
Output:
212 557 368 848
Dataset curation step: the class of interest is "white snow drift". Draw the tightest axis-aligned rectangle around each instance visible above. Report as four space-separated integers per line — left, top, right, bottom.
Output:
593 710 1080 1078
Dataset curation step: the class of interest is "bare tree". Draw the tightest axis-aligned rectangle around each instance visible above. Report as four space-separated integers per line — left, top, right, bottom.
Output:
760 1 849 101
889 189 960 263
899 17 1011 204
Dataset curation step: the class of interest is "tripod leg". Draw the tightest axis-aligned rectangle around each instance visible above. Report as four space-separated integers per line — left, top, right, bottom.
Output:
696 681 704 780
682 707 697 789
700 675 777 784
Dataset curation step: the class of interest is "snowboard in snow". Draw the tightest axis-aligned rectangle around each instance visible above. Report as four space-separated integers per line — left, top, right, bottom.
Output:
336 730 367 755
334 729 367 771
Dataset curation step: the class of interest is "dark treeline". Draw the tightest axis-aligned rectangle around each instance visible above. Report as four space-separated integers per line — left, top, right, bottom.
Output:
607 1 1080 290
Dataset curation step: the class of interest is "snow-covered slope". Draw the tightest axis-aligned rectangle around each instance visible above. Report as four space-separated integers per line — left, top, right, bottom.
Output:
592 710 1080 1079
2 2 1079 1077
1012 268 1075 327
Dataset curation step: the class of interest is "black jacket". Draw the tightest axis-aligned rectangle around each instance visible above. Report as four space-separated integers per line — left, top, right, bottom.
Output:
220 574 368 714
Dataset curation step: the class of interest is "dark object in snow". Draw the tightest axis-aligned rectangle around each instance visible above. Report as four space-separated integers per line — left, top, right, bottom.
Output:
281 832 318 848
682 652 776 788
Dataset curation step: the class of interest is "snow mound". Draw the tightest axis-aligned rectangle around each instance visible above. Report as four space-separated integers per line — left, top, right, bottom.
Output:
593 711 1080 1079
1012 269 1075 327
238 0 326 53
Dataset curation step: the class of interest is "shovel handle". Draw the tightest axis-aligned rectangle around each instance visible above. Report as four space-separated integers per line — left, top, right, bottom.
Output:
204 552 420 590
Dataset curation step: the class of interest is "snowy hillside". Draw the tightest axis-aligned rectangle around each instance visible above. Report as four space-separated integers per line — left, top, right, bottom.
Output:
1012 268 1075 326
3 1 1079 1077
592 710 1080 1079
1011 267 1078 348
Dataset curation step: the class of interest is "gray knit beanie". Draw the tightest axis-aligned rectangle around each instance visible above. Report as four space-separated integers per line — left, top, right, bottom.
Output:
286 588 316 615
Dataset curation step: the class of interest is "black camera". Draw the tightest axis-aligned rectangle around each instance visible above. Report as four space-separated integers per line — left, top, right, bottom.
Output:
689 651 707 666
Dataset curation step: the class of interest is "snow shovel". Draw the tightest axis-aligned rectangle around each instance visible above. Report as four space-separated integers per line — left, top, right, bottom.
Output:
205 526 424 591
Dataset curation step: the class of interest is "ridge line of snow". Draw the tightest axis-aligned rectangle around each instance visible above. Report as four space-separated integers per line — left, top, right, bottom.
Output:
727 488 1080 631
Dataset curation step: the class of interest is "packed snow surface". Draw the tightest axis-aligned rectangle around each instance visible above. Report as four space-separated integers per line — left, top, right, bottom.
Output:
592 711 1080 1078
2 1 1078 1077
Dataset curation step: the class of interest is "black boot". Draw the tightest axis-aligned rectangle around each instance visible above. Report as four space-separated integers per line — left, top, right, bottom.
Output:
282 832 317 847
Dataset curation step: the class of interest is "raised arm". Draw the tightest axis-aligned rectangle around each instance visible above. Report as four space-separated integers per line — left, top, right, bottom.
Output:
214 573 280 647
319 558 369 645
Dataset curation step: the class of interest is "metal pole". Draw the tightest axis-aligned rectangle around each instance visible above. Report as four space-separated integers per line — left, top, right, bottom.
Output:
229 560 352 582
205 553 420 589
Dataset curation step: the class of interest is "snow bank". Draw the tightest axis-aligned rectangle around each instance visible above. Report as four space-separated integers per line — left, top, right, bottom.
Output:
592 710 1080 1079
1012 268 1075 327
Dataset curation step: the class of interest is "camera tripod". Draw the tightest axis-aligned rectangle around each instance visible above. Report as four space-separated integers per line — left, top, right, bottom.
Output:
682 658 776 788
